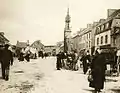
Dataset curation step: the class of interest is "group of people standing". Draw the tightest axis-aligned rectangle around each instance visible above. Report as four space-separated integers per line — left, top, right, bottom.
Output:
56 50 78 70
18 48 30 62
56 48 106 93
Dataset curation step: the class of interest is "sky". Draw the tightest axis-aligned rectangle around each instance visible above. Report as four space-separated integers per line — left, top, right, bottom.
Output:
0 0 120 45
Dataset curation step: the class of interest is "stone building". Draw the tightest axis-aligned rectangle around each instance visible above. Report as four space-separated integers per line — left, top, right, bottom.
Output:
30 40 44 51
73 24 92 55
94 9 120 50
110 9 120 49
72 33 79 52
44 45 57 56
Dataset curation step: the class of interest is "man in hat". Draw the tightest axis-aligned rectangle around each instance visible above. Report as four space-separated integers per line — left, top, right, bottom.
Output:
1 44 13 81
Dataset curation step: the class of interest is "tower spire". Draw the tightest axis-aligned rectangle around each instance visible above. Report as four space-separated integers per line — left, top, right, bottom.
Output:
65 8 71 23
67 7 69 16
64 7 72 53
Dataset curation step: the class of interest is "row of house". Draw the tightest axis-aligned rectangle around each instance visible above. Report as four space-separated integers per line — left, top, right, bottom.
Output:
71 9 120 55
16 40 57 56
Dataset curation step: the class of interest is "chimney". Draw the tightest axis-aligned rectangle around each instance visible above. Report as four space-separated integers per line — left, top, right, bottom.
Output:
0 32 4 36
107 9 117 17
93 22 98 26
27 40 29 45
87 24 93 28
99 19 106 23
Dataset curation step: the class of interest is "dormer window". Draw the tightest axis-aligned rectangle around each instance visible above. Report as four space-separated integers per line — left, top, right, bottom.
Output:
105 23 109 29
101 25 104 31
96 27 100 34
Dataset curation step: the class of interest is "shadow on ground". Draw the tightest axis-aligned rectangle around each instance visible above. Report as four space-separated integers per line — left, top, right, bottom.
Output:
105 78 118 82
83 89 95 93
109 89 120 93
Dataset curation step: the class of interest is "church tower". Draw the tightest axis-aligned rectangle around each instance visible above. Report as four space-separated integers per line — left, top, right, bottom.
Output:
65 8 71 35
64 8 72 52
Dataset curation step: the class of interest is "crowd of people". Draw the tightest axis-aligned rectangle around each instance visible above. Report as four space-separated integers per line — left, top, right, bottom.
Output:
56 47 120 93
17 49 50 62
0 43 120 93
0 45 52 81
56 50 79 70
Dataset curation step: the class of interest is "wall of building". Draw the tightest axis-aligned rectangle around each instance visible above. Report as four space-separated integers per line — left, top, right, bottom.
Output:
95 30 111 48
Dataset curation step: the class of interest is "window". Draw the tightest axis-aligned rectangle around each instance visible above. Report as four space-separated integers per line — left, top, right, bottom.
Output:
89 41 91 48
105 23 109 29
87 34 88 39
89 32 91 39
97 38 99 45
96 27 100 34
105 35 108 44
101 25 104 31
86 42 88 48
101 36 103 44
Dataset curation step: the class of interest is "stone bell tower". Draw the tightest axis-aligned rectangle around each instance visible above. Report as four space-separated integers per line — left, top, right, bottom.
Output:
64 8 72 53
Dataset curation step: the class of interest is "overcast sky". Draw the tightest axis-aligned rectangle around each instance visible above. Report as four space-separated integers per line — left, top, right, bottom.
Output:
0 0 120 45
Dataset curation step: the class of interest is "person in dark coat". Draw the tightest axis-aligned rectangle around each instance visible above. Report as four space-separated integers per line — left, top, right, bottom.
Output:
56 52 62 70
24 51 30 62
1 44 13 81
18 51 24 61
90 48 106 93
80 51 91 74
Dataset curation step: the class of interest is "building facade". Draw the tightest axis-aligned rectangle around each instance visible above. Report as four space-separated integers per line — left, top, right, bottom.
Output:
44 45 57 56
94 9 120 50
94 19 112 49
30 40 44 51
75 24 92 54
